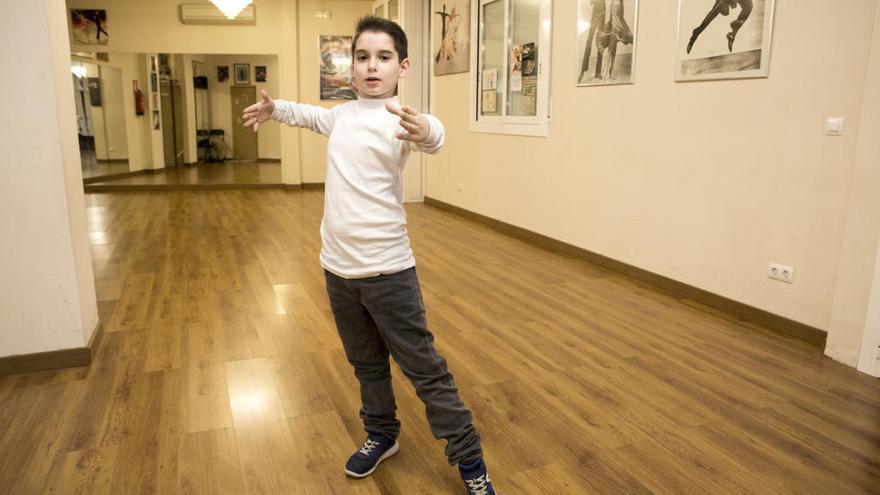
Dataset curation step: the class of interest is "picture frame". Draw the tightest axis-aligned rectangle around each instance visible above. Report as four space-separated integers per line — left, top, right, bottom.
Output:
255 65 267 83
70 9 108 46
234 63 250 85
577 0 640 86
675 0 776 81
319 35 356 100
431 0 470 76
218 65 229 83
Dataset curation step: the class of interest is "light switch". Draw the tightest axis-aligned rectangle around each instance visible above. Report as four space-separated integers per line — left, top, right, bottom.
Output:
826 117 845 136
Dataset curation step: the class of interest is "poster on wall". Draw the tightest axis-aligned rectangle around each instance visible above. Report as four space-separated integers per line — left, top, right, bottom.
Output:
255 65 267 82
431 0 470 75
577 0 639 86
71 9 108 45
218 65 229 83
319 35 356 100
676 0 775 81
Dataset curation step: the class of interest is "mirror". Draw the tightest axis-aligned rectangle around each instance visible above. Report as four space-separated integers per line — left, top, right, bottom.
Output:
72 59 129 180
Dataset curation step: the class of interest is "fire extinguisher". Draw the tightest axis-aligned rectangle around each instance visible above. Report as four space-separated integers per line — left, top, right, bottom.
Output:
133 80 145 116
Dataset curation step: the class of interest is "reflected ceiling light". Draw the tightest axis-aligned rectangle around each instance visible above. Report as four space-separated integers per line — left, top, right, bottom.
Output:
71 64 87 78
209 0 253 19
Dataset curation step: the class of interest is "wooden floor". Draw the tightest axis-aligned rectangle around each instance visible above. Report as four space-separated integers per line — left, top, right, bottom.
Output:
88 161 282 186
1 189 879 494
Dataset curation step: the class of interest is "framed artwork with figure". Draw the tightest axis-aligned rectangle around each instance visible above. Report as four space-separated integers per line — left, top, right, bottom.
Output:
432 0 470 76
675 0 776 81
577 0 640 86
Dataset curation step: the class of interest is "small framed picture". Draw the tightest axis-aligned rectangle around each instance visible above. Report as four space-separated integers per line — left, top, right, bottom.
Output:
234 63 250 85
218 65 229 83
255 65 267 83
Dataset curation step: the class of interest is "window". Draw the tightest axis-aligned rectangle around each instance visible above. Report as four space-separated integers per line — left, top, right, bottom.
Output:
471 0 552 137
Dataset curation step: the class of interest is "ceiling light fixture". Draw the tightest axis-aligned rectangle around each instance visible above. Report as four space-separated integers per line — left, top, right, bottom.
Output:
209 0 253 19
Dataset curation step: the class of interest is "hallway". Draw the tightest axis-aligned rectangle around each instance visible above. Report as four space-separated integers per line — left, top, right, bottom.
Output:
1 190 878 494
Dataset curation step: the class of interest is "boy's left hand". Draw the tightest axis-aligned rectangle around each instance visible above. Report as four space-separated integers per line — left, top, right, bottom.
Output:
386 103 430 143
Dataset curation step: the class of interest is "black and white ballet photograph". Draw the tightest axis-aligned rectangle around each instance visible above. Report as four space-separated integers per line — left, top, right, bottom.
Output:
676 0 776 81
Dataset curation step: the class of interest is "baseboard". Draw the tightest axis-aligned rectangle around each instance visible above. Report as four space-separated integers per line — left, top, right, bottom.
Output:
95 158 129 163
423 196 827 347
84 183 286 192
0 320 104 376
83 170 151 184
302 183 325 190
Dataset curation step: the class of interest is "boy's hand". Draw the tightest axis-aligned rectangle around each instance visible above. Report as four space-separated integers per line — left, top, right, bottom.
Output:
386 103 430 143
242 89 275 132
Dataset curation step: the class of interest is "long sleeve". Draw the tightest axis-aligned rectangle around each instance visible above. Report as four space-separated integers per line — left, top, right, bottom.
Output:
270 99 343 137
408 114 445 154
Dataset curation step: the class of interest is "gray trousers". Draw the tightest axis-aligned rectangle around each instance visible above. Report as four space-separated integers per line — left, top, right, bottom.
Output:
324 267 482 465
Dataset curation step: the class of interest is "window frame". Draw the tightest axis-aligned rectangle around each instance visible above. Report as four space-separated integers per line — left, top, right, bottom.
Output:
469 0 553 137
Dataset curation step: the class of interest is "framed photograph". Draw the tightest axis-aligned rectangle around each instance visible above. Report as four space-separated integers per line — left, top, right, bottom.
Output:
577 0 639 86
218 65 229 83
70 9 108 45
87 77 101 106
151 56 158 73
319 35 356 100
255 65 267 83
152 110 160 130
96 52 109 62
431 0 470 75
675 0 776 81
150 72 158 92
234 63 250 85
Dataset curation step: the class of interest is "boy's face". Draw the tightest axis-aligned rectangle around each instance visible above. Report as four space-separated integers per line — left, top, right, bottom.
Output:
351 31 409 99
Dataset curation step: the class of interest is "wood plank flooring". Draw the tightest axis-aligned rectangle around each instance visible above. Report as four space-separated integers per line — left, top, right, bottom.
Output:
87 161 282 186
1 189 879 494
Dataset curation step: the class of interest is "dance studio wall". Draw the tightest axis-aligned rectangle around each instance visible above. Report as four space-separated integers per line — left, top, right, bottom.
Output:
426 0 880 368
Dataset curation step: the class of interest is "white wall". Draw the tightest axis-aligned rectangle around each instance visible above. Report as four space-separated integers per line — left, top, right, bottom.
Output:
0 0 98 357
427 0 880 366
830 2 880 368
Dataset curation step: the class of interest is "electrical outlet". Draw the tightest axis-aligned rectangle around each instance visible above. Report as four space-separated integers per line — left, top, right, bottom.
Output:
768 262 795 284
455 182 464 192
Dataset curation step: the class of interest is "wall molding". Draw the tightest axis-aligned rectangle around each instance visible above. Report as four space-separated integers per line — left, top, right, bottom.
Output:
0 320 104 376
424 197 826 347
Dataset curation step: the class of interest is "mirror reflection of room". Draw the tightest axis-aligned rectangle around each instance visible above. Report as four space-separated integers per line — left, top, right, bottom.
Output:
77 52 280 189
72 54 129 180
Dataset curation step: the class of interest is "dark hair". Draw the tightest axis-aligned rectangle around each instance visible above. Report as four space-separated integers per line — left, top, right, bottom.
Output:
352 16 408 61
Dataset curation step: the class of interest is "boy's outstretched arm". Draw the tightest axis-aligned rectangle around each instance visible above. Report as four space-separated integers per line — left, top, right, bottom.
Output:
386 103 445 154
242 89 338 136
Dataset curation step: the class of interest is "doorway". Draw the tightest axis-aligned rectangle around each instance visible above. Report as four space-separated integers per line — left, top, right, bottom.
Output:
373 0 427 202
230 85 258 161
161 80 185 166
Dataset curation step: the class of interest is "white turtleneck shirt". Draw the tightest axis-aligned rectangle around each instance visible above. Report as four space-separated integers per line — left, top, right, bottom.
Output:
271 96 445 279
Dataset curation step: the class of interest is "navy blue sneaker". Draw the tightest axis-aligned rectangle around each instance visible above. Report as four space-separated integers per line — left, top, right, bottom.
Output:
344 434 399 478
459 458 497 494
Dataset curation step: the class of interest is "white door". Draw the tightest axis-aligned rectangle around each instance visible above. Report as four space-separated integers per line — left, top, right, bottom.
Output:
373 0 426 203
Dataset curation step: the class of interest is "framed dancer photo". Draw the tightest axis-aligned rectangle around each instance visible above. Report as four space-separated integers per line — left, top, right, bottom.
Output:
577 0 640 86
431 0 470 76
675 0 776 81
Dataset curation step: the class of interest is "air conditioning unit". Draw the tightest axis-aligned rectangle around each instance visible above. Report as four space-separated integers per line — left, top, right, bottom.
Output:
179 3 256 25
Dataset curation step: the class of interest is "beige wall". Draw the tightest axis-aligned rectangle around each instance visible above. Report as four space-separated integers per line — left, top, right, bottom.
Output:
830 2 880 368
427 0 879 363
67 0 286 54
298 0 374 183
1 0 98 357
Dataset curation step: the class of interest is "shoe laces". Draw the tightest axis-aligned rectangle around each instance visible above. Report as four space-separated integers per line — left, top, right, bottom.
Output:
465 473 491 495
358 439 381 456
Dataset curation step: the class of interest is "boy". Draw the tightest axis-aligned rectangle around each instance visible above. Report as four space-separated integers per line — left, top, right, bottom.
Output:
242 16 497 495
